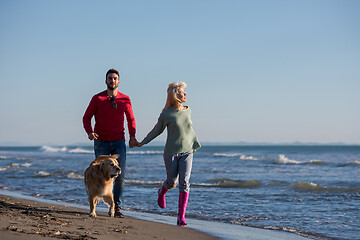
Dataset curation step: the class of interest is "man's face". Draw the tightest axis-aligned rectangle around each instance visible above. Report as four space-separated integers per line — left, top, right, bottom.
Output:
106 73 120 90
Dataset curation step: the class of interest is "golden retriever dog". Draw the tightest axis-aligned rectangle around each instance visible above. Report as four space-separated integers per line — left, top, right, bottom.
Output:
84 155 121 217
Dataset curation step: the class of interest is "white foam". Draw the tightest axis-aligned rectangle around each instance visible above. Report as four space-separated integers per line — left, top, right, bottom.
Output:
308 159 324 164
192 182 217 187
7 163 20 167
0 167 7 171
41 146 68 153
239 155 258 160
68 148 94 154
67 172 83 180
6 162 31 168
214 153 258 160
277 154 301 164
36 171 50 176
276 155 324 165
347 161 360 166
126 179 162 185
293 182 325 191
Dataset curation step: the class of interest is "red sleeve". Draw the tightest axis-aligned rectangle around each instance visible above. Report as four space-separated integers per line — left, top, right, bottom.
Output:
125 99 136 137
82 96 96 135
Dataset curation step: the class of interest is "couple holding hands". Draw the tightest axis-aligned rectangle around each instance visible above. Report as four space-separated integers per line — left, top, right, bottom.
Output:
82 69 200 226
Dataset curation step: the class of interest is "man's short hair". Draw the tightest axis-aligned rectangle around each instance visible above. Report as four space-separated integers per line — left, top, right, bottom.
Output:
106 69 120 78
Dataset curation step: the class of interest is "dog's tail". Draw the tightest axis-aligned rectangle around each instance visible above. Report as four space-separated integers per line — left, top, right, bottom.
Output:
90 154 119 166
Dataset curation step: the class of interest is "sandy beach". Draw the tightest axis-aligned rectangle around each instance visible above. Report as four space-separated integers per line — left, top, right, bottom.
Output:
0 194 218 240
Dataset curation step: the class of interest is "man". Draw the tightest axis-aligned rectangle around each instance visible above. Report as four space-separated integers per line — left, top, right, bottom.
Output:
83 68 139 218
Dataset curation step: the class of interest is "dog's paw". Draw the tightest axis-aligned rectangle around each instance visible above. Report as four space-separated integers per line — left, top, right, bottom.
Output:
89 212 97 218
108 211 115 217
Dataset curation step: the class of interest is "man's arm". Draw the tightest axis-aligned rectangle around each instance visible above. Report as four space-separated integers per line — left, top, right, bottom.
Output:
83 96 97 140
125 99 138 147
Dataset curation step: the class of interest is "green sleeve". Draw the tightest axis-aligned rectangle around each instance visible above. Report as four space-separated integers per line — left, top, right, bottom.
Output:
142 112 166 144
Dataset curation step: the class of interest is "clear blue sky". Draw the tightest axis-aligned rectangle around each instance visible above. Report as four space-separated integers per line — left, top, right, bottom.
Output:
1 0 359 146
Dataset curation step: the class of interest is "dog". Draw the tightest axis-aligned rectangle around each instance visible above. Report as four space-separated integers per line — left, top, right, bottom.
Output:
84 155 121 217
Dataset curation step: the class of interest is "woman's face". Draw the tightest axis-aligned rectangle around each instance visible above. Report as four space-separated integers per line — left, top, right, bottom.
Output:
177 88 187 103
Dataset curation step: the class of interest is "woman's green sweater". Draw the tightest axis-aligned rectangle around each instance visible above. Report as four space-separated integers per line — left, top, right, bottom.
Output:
142 107 201 154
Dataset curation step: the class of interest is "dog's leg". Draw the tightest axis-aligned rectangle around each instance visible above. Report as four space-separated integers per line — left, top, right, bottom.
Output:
103 195 115 217
89 197 99 217
89 197 96 217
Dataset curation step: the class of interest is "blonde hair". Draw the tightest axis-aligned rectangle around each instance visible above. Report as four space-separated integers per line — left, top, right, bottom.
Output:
163 82 187 111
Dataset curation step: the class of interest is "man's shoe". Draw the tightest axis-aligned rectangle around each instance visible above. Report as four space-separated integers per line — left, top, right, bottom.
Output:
114 206 124 218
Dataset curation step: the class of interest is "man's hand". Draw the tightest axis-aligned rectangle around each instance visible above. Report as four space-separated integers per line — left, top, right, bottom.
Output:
88 132 99 141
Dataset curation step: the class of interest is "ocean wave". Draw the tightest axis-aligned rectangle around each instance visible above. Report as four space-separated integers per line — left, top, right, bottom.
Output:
213 153 258 160
7 163 21 167
0 162 31 172
40 146 163 155
40 146 94 154
68 148 94 154
275 154 301 164
0 156 33 161
293 181 326 191
206 178 262 188
126 179 163 185
338 161 360 167
34 171 51 177
293 181 360 192
275 154 324 165
67 172 83 180
41 146 68 153
6 163 32 168
125 178 262 188
194 179 360 192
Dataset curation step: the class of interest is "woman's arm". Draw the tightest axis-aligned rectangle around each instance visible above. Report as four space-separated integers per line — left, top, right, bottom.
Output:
140 113 166 145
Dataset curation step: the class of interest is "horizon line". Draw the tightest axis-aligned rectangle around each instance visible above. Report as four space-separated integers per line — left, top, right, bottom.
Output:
0 141 359 147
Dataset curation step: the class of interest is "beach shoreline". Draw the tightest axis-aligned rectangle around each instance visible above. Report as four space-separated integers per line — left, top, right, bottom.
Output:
0 193 218 240
0 191 312 240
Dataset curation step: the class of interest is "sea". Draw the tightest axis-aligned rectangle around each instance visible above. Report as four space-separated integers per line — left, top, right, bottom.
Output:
0 145 359 240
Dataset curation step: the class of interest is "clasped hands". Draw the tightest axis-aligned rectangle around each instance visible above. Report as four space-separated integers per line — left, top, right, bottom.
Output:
129 136 144 148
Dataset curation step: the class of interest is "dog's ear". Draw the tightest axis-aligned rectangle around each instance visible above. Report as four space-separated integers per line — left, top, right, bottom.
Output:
91 155 112 166
110 154 119 160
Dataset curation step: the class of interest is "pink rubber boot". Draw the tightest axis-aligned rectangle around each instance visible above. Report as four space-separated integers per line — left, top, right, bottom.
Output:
158 186 168 208
177 191 189 226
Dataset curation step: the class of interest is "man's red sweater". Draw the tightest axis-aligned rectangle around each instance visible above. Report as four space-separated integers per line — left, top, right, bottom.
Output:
83 90 136 141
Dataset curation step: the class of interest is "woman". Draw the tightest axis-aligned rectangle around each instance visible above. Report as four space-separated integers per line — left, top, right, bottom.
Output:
139 82 201 226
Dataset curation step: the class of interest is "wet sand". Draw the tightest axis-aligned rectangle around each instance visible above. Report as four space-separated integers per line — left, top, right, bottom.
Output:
0 194 218 240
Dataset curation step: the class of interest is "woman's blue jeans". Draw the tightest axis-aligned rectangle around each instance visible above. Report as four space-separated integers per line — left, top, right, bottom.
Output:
94 139 126 208
163 151 193 192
